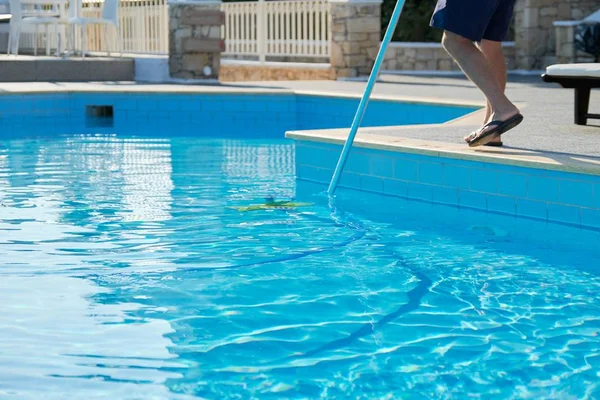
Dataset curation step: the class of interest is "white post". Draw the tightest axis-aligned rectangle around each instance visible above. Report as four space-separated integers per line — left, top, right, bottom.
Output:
257 0 265 63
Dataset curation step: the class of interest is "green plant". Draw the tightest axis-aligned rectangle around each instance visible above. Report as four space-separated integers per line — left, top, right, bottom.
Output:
381 0 442 42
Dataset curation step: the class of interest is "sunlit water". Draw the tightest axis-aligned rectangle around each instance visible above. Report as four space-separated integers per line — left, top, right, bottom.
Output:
1 135 599 399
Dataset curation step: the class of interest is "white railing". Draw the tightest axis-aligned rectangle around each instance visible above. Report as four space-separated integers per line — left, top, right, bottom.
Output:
81 0 168 54
32 0 329 59
222 0 330 61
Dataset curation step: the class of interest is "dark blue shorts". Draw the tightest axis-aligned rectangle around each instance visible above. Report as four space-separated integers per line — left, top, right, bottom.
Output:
430 0 517 42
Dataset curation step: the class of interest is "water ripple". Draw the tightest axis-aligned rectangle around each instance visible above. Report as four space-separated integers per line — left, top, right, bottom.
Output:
1 136 600 399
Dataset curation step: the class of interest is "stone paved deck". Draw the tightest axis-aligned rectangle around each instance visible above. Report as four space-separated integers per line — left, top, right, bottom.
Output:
233 73 600 158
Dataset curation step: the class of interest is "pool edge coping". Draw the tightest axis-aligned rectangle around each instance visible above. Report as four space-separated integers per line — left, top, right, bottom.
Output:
0 84 486 108
286 128 600 178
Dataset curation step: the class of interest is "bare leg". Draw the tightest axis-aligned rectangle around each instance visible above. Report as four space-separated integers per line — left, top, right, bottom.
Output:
441 31 519 141
478 39 508 144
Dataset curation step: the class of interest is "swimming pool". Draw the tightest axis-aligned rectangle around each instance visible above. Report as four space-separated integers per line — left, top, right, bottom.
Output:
1 93 600 399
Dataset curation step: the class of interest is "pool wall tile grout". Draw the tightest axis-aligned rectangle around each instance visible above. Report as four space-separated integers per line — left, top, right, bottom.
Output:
295 141 600 230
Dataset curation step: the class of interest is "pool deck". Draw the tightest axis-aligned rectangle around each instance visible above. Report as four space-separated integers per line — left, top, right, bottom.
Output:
266 74 600 174
1 73 599 176
0 55 134 82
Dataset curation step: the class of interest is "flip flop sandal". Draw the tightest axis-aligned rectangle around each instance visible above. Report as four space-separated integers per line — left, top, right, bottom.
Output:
484 141 503 147
465 131 503 147
467 113 524 148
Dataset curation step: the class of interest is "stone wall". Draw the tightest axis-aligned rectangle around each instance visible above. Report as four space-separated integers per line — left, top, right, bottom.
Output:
169 2 224 80
381 43 516 72
555 23 597 64
329 0 382 78
565 0 600 20
514 0 599 70
220 63 335 82
223 54 330 64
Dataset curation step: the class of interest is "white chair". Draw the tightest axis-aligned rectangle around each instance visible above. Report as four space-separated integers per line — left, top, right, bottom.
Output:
68 0 121 57
7 0 63 56
52 0 79 56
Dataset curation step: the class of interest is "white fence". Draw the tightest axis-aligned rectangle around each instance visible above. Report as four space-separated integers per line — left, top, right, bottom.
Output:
14 0 330 60
88 0 329 60
222 0 330 61
81 0 168 54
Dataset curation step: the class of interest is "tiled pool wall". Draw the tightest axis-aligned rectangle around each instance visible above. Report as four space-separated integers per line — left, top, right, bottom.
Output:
0 93 478 137
295 140 600 230
294 96 478 130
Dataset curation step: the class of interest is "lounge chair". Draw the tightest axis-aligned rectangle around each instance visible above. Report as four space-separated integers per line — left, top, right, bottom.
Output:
542 63 600 125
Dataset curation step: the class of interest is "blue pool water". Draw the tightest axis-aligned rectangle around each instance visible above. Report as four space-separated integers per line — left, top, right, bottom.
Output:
1 133 600 399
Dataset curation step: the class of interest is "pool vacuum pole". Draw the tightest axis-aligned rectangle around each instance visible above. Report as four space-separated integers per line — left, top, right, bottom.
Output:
327 0 406 195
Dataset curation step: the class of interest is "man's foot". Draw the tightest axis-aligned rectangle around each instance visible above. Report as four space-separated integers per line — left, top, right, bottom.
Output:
468 105 503 146
465 106 521 145
465 110 523 147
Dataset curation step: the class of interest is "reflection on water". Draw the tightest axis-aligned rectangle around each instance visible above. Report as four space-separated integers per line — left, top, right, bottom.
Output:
1 134 600 399
0 135 301 398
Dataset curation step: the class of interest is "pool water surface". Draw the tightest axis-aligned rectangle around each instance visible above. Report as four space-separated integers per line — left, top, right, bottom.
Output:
1 135 599 399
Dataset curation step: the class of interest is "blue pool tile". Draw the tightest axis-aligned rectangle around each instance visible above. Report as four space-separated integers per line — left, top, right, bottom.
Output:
113 110 128 125
581 208 600 229
470 168 498 193
487 194 516 215
361 175 384 193
339 172 361 190
370 156 394 178
558 179 595 208
119 97 138 111
595 184 600 208
266 99 293 112
408 183 433 202
383 179 408 197
202 100 225 112
528 176 559 202
136 98 161 111
276 113 296 125
547 203 581 226
180 99 203 112
544 168 600 184
393 158 418 181
418 162 443 185
516 199 547 221
33 97 55 110
443 165 470 189
297 165 331 183
445 157 488 170
459 190 487 210
296 145 336 170
346 151 370 174
156 98 181 111
312 142 343 153
497 172 527 197
389 151 431 162
244 99 270 112
490 162 546 177
433 186 459 206
226 97 251 112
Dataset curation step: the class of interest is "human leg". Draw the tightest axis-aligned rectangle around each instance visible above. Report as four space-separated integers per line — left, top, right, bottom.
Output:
431 0 521 146
477 39 508 145
441 31 519 125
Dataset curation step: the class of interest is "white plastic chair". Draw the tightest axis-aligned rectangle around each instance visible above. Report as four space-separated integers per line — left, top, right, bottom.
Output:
53 0 79 56
69 0 121 57
7 0 63 56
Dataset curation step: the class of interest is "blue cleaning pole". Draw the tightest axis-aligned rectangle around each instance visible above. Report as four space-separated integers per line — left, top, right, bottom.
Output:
327 0 407 195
